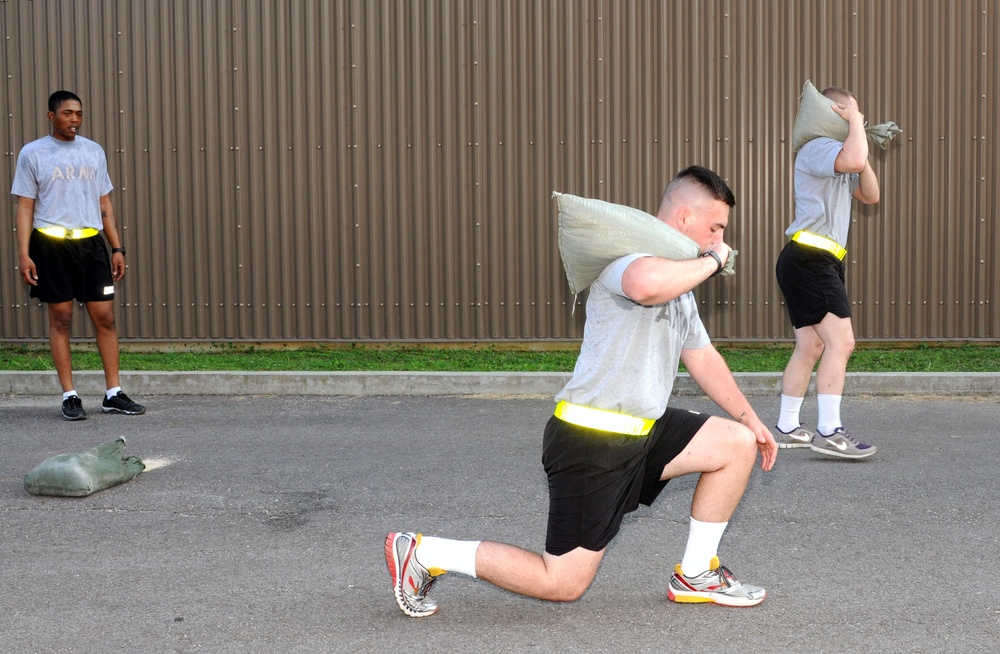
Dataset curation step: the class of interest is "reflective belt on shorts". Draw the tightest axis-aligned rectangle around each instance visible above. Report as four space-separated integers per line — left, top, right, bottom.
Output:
38 227 99 239
790 230 847 261
554 401 655 436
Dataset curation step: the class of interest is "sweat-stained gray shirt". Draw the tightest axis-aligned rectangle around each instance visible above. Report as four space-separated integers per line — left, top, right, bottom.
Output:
555 253 711 420
785 136 860 248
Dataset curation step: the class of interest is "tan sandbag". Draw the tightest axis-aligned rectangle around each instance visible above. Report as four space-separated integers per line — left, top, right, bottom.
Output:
554 192 736 295
792 80 902 152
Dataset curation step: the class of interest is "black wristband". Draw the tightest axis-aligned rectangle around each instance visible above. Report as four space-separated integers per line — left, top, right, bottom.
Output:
700 250 723 276
112 247 126 255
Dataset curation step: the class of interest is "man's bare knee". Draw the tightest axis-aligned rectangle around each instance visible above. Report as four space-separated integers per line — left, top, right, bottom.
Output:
48 307 73 332
88 307 117 332
729 424 759 465
539 574 593 602
795 338 824 363
536 548 601 602
829 334 855 358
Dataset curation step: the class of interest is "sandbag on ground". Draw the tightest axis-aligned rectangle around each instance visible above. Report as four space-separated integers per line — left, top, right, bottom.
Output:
24 437 145 497
554 192 737 295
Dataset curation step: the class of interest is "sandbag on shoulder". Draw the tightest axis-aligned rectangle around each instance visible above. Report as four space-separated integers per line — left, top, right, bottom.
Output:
554 192 736 295
24 437 145 497
792 79 902 152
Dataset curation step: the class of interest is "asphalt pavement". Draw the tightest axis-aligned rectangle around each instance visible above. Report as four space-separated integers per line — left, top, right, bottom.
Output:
1 374 998 653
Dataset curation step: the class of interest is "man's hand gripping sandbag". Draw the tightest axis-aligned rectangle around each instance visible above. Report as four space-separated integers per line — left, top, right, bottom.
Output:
554 192 737 295
792 79 902 153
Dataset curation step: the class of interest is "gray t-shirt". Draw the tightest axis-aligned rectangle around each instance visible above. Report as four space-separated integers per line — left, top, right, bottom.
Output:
11 135 113 230
785 136 860 247
555 253 711 420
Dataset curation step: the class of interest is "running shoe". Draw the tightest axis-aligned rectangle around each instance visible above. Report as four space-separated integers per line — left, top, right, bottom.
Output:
809 427 877 459
385 532 445 618
774 424 814 449
102 391 146 415
668 556 767 607
61 395 87 421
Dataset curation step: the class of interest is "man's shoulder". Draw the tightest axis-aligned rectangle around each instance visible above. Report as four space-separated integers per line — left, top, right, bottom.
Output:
25 135 104 150
798 137 841 159
70 135 105 153
18 135 100 153
795 138 843 179
17 136 51 154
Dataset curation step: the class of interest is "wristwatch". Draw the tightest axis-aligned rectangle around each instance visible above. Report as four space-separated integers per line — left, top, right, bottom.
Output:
112 247 126 255
699 250 723 276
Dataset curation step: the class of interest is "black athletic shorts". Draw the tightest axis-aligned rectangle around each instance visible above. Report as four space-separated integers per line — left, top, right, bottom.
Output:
542 406 710 556
775 240 851 329
28 230 115 304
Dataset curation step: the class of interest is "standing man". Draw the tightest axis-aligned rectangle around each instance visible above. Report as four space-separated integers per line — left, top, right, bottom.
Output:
386 166 778 617
774 86 879 458
12 90 145 420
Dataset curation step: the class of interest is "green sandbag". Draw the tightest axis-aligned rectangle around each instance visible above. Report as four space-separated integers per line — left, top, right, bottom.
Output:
554 192 737 295
24 437 145 497
792 79 902 152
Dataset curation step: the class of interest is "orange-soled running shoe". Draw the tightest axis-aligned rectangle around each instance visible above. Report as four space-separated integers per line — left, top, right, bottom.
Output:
668 556 767 607
385 532 446 617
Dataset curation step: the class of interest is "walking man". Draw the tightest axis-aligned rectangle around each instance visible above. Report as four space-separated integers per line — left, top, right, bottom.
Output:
774 86 880 458
12 90 145 420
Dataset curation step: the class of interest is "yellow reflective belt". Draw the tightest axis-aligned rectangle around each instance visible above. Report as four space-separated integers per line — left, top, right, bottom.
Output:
554 401 654 436
791 230 847 261
38 227 100 239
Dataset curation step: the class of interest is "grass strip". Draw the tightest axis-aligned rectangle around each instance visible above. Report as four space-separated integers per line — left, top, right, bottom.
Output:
1 344 997 373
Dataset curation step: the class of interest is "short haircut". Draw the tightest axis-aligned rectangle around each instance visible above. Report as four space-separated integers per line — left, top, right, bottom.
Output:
663 165 736 208
48 90 82 112
821 86 856 105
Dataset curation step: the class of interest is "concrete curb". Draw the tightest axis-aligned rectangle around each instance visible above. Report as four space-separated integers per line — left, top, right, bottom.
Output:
2 370 997 397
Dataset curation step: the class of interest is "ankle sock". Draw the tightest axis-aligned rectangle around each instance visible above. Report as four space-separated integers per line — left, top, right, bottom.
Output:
416 535 481 578
680 517 728 576
62 390 79 401
777 394 805 433
106 387 122 400
817 393 843 435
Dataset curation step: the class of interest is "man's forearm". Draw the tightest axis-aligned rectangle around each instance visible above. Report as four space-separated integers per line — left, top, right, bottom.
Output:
703 374 760 426
860 163 880 201
15 201 34 257
99 197 122 248
684 347 760 425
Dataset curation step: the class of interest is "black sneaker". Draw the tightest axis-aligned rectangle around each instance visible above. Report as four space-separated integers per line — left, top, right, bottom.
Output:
61 395 87 421
102 391 146 415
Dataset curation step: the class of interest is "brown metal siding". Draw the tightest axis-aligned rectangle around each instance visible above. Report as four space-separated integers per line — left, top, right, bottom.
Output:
2 1 998 342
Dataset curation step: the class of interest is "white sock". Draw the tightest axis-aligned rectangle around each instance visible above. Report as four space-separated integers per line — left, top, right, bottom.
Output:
62 390 79 400
777 394 805 433
106 386 122 400
415 536 481 578
680 516 728 576
817 393 843 435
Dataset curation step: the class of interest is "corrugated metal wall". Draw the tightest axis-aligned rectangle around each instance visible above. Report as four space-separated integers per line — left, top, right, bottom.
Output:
2 0 997 342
